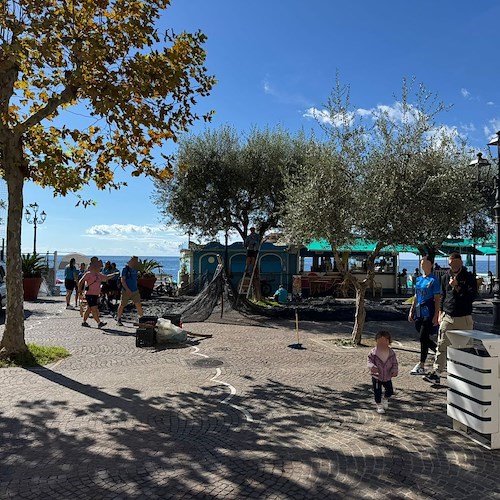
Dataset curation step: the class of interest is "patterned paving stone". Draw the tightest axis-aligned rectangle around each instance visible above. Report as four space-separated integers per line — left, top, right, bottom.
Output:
0 296 499 499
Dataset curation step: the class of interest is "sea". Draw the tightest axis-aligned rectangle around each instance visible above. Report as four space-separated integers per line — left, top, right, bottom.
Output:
56 256 181 286
55 254 497 292
399 257 495 276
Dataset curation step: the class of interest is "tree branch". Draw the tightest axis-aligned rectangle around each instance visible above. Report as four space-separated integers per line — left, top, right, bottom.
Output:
14 83 78 137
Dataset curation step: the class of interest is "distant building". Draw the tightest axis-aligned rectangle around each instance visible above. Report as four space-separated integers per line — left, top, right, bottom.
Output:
182 240 299 296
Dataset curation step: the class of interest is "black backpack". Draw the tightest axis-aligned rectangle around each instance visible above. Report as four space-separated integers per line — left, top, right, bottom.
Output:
117 265 132 291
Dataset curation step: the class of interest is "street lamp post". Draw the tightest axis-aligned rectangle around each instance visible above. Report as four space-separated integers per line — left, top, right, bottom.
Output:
487 131 500 329
24 203 47 255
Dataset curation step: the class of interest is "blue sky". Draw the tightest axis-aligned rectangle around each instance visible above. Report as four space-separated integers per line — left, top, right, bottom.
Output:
16 0 500 257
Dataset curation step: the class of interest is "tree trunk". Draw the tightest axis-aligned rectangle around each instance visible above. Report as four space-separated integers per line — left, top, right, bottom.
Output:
351 283 367 345
0 144 27 357
350 245 385 345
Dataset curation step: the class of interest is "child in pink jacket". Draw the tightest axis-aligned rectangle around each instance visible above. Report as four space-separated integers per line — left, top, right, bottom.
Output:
367 330 399 414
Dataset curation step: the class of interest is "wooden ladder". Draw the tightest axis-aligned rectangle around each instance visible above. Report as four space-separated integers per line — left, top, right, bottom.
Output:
238 267 257 298
238 236 264 299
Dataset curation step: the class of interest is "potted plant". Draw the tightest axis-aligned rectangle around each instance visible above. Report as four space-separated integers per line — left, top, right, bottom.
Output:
137 258 162 299
22 253 47 300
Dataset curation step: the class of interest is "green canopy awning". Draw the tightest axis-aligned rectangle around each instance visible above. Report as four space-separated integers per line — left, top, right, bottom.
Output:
305 238 496 256
305 239 419 254
477 245 497 255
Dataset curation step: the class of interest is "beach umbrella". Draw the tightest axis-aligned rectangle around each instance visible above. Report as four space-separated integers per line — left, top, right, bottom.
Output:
58 252 91 270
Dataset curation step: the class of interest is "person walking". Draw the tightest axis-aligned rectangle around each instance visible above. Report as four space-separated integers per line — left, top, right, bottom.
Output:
78 259 117 329
408 256 440 375
423 252 477 385
116 256 144 326
64 258 78 309
367 330 399 414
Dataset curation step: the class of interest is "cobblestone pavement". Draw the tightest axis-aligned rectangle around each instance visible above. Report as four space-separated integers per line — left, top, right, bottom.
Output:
1 297 499 499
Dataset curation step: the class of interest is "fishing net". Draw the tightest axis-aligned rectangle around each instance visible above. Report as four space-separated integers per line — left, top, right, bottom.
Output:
179 265 270 325
177 266 405 326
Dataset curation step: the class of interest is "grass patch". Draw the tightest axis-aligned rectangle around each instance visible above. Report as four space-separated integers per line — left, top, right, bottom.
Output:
252 299 279 308
0 343 70 368
333 338 356 347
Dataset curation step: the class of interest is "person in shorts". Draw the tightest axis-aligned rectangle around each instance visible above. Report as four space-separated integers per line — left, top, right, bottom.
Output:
244 227 260 273
116 256 143 326
64 258 78 309
78 259 117 328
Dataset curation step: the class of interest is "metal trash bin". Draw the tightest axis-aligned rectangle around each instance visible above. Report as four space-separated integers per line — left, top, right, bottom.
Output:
446 329 500 449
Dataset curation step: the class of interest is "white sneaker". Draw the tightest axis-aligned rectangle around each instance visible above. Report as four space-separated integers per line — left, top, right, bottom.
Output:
376 404 385 414
382 398 389 410
410 363 426 375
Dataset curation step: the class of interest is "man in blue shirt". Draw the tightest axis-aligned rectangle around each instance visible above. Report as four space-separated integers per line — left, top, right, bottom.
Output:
116 256 143 326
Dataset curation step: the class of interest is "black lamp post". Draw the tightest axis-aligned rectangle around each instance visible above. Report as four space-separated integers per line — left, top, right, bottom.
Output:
24 203 47 255
487 131 500 329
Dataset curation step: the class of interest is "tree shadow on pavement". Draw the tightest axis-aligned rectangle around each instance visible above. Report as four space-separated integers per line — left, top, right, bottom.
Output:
1 364 498 499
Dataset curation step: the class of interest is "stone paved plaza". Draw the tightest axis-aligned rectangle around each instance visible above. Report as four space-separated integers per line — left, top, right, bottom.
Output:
1 296 499 499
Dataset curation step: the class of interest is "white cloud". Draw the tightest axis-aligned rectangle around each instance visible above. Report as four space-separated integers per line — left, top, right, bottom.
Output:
487 101 495 106
484 118 500 140
82 224 187 256
303 107 354 126
263 78 312 108
263 80 275 95
355 101 423 124
461 88 470 98
461 122 476 132
86 224 164 236
425 124 463 147
303 102 423 127
356 108 373 117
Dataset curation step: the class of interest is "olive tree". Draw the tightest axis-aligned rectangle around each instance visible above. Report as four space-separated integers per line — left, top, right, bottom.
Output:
153 126 316 243
0 0 215 357
283 79 479 344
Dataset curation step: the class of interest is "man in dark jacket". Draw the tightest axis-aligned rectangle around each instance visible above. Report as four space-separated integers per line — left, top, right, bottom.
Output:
423 252 477 384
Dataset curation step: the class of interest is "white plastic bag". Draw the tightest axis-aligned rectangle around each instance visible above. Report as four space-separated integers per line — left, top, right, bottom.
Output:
155 318 188 344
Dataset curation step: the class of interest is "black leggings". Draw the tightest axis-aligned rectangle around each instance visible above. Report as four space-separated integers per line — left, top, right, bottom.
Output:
372 377 394 404
415 319 437 363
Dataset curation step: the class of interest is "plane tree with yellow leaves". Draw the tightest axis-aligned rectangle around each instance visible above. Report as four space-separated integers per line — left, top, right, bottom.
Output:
0 0 215 357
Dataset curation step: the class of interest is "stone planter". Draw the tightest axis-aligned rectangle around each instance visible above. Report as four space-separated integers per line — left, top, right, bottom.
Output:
23 277 43 301
137 277 156 300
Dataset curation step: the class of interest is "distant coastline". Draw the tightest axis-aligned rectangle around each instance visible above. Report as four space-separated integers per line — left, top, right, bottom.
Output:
56 255 181 284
